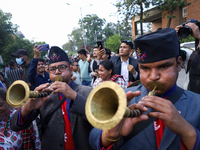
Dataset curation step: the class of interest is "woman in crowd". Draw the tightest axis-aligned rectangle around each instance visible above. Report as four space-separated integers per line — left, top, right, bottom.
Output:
93 60 127 89
0 87 40 150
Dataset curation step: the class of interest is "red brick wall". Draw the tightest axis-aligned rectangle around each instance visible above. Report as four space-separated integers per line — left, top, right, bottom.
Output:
152 22 162 31
162 0 200 29
187 0 200 21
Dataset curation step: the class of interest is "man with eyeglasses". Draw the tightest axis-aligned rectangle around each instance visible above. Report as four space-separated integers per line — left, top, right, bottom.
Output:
110 40 140 86
10 46 93 150
28 44 51 90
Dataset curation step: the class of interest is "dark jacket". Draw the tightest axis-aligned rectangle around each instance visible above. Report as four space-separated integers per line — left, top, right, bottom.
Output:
89 85 200 150
110 56 140 83
28 58 51 89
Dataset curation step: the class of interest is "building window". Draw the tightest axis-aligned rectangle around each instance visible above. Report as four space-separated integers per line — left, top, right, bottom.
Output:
182 7 187 18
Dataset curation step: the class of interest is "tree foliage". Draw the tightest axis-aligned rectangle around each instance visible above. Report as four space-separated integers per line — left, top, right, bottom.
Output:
0 9 18 54
80 14 106 45
114 0 160 35
2 36 34 63
102 22 117 41
179 35 195 44
106 34 121 53
64 27 84 51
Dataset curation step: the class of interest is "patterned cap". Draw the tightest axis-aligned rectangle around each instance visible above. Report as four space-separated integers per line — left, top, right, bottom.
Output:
48 46 69 64
134 28 179 64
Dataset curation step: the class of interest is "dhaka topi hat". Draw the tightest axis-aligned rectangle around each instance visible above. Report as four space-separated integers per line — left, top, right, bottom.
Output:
134 28 179 64
48 46 69 64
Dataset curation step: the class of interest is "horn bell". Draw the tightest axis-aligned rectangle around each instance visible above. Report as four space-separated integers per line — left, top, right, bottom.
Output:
6 80 30 108
85 81 127 130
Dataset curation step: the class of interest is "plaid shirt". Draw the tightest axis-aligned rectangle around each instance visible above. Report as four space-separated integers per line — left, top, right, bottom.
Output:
16 108 41 150
21 123 41 150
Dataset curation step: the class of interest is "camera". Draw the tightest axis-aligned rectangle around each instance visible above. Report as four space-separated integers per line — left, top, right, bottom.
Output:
178 19 200 39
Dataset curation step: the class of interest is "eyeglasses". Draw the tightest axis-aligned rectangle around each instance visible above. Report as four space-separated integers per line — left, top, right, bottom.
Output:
49 65 69 73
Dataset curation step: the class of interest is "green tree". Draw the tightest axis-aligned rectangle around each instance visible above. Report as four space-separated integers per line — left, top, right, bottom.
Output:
80 14 106 46
2 36 34 63
106 34 121 53
179 35 195 44
102 22 117 41
0 10 18 54
115 0 160 35
67 27 84 50
159 0 191 27
119 21 132 39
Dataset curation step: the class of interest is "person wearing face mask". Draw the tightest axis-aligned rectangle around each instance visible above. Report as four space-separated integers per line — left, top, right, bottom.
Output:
11 49 33 90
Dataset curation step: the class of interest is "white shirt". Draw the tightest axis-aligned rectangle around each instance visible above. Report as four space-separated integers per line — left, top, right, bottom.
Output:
120 58 138 85
73 71 81 85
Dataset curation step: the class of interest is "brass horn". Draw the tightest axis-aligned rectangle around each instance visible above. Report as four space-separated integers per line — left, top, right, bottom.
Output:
85 81 143 130
6 76 63 108
85 81 163 130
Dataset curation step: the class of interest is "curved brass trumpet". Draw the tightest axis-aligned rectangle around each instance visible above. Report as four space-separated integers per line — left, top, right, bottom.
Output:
85 81 143 130
6 76 63 108
85 81 162 130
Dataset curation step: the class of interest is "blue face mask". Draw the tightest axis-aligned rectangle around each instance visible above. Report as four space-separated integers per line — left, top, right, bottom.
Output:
16 57 24 65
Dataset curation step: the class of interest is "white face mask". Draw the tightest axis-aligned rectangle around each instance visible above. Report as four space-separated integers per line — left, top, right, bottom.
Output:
16 57 24 65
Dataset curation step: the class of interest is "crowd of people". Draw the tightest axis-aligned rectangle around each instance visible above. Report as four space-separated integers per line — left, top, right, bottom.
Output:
0 20 199 150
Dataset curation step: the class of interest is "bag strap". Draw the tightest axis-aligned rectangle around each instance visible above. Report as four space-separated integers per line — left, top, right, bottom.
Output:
43 82 80 128
43 96 66 127
123 86 184 143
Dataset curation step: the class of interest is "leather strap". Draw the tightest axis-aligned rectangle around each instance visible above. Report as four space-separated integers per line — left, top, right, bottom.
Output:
43 82 80 128
43 96 66 127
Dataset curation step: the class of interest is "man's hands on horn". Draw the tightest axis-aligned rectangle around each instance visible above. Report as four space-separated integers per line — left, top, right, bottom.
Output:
101 90 149 147
21 83 51 117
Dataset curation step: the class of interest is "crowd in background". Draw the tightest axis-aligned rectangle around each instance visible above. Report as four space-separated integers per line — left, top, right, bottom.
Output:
0 20 200 150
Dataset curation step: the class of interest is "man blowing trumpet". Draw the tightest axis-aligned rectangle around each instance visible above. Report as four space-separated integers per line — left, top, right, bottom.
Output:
89 28 200 150
10 46 93 150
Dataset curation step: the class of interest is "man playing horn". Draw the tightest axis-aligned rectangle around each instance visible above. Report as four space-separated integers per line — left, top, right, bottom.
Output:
89 28 200 150
10 46 93 150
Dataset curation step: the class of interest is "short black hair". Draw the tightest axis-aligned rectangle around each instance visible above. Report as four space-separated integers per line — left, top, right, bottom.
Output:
78 49 87 56
0 87 7 101
122 40 133 49
8 60 16 67
99 60 114 75
71 60 78 65
105 48 111 60
38 57 45 63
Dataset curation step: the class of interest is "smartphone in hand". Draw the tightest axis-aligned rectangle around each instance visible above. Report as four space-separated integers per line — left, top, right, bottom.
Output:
36 44 49 51
97 41 103 49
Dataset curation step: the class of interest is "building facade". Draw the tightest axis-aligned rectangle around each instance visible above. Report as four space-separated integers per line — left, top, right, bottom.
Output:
132 0 200 39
